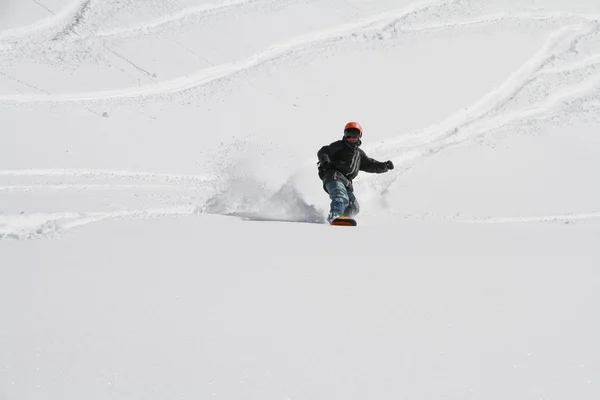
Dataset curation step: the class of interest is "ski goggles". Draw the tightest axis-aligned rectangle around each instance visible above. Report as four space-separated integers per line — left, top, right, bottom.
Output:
344 128 361 138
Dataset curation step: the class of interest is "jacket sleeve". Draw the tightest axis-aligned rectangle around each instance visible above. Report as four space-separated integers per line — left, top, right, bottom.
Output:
359 150 389 173
317 145 331 164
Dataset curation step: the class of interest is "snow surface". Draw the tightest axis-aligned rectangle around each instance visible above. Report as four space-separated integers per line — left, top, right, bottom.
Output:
1 0 600 399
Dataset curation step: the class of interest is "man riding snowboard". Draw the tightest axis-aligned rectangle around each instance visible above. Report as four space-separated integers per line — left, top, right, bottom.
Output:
317 121 394 224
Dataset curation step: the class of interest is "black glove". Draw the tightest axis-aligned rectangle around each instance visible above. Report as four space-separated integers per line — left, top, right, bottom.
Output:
385 160 395 170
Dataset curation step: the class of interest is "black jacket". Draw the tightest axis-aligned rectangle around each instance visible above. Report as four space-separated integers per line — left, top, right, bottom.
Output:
317 138 389 191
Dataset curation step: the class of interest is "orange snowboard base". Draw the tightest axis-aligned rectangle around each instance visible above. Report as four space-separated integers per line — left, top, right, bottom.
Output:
330 216 357 226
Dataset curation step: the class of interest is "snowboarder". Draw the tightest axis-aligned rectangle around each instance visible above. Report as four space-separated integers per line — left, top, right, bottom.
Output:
317 121 394 224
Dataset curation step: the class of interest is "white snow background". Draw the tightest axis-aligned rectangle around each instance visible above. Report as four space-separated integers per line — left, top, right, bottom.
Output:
1 0 600 399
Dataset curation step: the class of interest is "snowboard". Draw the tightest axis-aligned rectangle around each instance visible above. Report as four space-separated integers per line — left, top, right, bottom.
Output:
330 216 357 226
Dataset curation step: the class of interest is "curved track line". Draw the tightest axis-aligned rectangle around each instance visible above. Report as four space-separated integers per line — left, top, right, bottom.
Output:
0 169 209 183
405 11 600 33
0 0 463 103
94 0 446 40
1 7 596 104
0 0 88 41
426 67 600 150
60 206 199 229
374 71 600 194
380 23 599 152
463 212 600 224
0 206 198 240
0 184 196 192
95 0 255 39
365 22 600 195
64 1 600 43
96 7 600 42
52 0 95 40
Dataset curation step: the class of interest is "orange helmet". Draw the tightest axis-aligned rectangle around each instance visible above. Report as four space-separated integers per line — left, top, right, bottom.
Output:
344 121 363 137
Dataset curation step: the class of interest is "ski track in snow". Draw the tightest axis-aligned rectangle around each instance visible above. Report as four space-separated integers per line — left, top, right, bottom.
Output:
51 0 95 40
0 168 210 184
3 203 596 240
0 169 215 239
0 184 195 192
0 6 599 103
0 206 199 240
0 0 88 41
0 0 463 102
0 0 257 43
368 21 600 195
0 167 324 239
463 212 600 224
1 1 599 106
383 211 600 224
94 0 259 39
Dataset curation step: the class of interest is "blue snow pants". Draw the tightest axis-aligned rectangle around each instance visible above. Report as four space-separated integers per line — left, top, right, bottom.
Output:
325 179 360 217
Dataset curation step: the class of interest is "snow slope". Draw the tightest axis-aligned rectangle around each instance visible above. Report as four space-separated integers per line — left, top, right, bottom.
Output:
1 0 600 399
